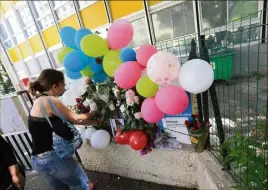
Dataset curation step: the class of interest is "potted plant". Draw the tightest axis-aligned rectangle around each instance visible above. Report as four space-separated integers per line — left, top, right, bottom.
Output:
185 114 211 153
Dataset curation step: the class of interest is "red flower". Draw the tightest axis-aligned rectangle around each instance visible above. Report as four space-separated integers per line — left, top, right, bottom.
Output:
205 121 211 127
185 120 191 127
197 122 202 128
76 98 81 103
96 57 102 64
191 127 196 131
192 114 199 118
77 103 83 110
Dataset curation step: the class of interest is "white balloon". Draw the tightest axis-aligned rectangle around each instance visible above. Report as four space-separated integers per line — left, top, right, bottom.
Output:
61 90 76 106
84 128 97 140
90 130 111 149
76 126 86 135
179 59 214 94
147 51 180 85
69 79 87 97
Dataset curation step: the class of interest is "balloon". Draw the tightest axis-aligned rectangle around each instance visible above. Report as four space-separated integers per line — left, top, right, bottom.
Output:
107 19 133 50
57 47 74 64
70 82 87 97
103 50 122 77
141 97 164 123
147 51 180 85
136 76 159 98
76 127 86 135
179 59 214 94
90 130 111 149
129 131 147 150
60 27 77 49
63 51 88 72
80 65 94 77
84 128 97 140
61 90 76 106
66 70 82 80
155 85 189 115
136 44 157 67
90 57 104 74
114 61 142 89
120 47 136 62
75 28 92 49
92 73 108 83
81 34 109 57
115 130 130 145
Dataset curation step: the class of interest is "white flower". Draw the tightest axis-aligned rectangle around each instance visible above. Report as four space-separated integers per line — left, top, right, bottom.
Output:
89 102 98 111
109 102 115 111
133 96 139 104
83 99 94 107
120 104 127 113
134 112 143 120
126 97 135 106
99 94 109 103
125 89 135 98
113 89 120 98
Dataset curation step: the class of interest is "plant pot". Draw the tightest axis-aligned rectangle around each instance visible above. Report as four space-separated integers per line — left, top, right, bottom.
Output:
189 131 208 153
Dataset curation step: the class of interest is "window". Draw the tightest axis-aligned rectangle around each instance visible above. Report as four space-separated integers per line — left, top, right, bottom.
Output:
26 25 37 37
129 18 149 48
39 14 54 30
17 2 34 27
14 33 24 44
5 11 22 35
152 2 195 42
3 40 13 49
78 1 97 9
0 24 13 49
33 1 50 18
55 1 75 21
228 0 258 22
13 62 29 80
37 54 52 70
25 59 40 76
51 49 63 68
53 1 69 9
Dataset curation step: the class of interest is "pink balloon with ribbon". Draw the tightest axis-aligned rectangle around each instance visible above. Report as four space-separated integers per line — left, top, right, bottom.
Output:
115 61 142 89
141 97 165 123
155 85 189 115
107 19 134 50
136 44 158 67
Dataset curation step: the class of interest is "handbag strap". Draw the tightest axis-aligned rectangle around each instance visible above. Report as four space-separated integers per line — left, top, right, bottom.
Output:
40 99 53 128
47 96 67 123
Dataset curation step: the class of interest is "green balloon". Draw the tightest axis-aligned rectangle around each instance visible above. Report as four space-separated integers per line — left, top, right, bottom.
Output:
103 50 122 77
57 47 74 64
136 76 159 98
80 66 94 77
80 34 109 58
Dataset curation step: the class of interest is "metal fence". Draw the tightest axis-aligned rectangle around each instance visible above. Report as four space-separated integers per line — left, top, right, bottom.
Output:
156 9 267 189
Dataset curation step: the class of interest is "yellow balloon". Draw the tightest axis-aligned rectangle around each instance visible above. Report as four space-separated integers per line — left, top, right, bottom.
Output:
103 50 122 77
136 76 159 97
57 47 74 64
80 34 109 58
80 66 94 77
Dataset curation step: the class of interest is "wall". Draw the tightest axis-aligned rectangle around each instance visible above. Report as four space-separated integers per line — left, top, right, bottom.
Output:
78 143 198 188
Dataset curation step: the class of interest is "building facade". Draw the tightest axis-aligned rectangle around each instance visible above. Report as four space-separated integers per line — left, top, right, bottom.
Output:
0 0 266 91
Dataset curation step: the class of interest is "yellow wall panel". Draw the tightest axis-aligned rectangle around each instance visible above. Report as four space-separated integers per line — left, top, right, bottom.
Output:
42 26 61 48
8 48 20 63
18 42 31 58
59 14 80 30
80 1 108 29
109 1 143 20
29 35 44 53
0 1 12 13
148 0 162 6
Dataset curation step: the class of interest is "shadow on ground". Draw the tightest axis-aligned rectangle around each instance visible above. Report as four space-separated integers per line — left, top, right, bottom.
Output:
25 169 197 190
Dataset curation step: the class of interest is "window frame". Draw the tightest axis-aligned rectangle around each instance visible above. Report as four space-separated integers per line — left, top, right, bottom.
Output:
78 1 98 11
54 1 76 22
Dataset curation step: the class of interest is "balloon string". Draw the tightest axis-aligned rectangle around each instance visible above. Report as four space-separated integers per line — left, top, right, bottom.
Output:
162 127 190 136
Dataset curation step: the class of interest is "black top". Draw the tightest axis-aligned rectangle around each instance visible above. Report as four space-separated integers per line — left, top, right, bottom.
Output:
0 135 17 189
28 112 74 155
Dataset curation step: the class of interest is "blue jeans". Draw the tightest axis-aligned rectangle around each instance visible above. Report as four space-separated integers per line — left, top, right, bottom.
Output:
32 152 90 190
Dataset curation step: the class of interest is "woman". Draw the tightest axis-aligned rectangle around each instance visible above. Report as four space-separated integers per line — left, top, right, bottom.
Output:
0 135 25 190
28 69 96 190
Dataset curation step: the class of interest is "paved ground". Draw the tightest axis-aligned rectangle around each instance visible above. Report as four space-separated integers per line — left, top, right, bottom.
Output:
25 170 197 190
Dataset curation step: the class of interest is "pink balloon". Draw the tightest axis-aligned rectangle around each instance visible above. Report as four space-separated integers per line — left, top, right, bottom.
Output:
115 61 142 89
107 19 134 50
155 86 189 115
136 44 158 67
141 97 164 123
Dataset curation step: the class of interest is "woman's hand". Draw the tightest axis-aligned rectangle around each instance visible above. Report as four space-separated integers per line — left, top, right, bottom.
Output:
12 172 25 189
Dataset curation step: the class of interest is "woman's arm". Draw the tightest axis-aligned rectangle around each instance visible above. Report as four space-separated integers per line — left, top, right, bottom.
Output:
48 97 97 125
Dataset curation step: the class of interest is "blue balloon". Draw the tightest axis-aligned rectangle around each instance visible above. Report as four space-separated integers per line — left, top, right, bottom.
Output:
75 28 93 49
93 73 108 83
60 27 77 49
66 70 82 80
89 57 104 74
63 51 88 72
120 47 136 62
